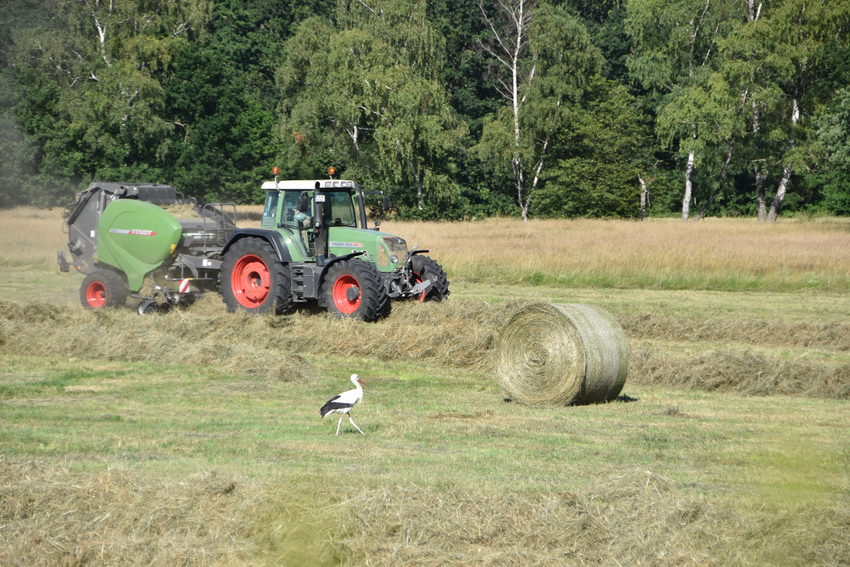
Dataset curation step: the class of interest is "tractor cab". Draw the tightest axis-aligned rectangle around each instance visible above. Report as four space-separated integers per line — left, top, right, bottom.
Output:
259 178 399 269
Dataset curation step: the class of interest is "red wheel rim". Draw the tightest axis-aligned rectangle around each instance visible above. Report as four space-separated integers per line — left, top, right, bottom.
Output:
86 281 107 308
412 271 427 303
231 254 270 308
332 274 361 314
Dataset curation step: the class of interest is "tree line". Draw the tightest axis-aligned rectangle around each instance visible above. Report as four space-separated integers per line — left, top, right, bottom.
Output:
1 0 848 220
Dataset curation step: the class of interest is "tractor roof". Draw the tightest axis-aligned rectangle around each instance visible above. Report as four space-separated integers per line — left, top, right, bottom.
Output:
261 180 360 191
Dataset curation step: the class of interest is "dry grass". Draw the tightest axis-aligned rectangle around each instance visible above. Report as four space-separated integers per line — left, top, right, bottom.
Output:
4 206 850 291
380 216 850 291
0 207 69 270
631 348 850 398
3 461 847 566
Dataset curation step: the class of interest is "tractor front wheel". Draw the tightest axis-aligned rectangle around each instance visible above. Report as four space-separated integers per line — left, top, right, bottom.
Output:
410 255 450 302
323 259 387 321
80 270 128 309
221 237 294 315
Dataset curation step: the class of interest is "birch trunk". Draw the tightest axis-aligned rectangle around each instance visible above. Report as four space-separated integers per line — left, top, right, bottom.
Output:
751 99 769 222
512 0 526 220
756 167 767 221
413 170 423 211
638 174 648 220
682 148 695 221
768 96 799 222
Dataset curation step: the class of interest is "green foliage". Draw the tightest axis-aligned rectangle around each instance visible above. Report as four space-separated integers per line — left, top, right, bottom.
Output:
813 88 850 215
277 0 466 217
533 78 655 217
1 0 849 216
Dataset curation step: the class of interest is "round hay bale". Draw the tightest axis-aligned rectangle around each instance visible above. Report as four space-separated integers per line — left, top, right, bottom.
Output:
495 303 628 405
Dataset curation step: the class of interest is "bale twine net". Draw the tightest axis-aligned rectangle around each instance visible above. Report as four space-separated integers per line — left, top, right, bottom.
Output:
495 303 629 405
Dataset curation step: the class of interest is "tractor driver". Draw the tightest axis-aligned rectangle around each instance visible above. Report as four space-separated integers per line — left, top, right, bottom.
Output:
288 191 313 254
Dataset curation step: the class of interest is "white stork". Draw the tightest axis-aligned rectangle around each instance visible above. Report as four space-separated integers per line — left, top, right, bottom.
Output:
320 374 365 435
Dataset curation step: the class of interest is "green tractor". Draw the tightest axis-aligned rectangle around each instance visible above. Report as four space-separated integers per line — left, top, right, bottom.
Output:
58 175 449 321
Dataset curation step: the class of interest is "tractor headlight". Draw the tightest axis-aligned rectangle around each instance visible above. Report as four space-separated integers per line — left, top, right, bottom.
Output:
382 236 407 264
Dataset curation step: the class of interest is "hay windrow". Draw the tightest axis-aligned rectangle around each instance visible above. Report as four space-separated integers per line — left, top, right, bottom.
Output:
0 460 258 566
620 313 850 351
630 347 850 398
1 298 849 398
334 473 850 566
4 461 848 566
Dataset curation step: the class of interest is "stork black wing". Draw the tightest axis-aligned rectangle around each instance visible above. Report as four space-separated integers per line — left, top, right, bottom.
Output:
320 395 352 417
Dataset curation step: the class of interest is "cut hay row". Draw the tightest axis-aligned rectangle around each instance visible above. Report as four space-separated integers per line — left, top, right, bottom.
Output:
0 298 504 376
335 473 850 567
1 298 848 399
3 460 848 566
0 460 255 566
620 313 850 352
631 348 850 398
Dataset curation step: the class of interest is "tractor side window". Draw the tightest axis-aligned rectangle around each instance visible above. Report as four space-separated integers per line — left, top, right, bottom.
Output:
277 191 302 227
262 191 279 227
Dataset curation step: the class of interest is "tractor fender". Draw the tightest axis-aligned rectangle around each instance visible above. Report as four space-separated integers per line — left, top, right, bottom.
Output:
319 251 366 280
222 229 293 264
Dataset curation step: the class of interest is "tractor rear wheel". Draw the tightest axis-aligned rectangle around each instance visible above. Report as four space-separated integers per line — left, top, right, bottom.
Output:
410 255 450 302
80 270 128 309
221 237 294 315
323 259 387 321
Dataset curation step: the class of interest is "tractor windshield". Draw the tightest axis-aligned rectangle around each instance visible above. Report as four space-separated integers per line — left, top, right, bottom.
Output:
274 189 356 229
321 191 357 227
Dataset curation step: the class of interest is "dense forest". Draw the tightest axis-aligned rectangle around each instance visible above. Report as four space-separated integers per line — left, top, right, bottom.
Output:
1 0 848 220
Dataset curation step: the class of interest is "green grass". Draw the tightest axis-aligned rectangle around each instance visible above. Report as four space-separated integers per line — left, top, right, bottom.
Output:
1 353 847 505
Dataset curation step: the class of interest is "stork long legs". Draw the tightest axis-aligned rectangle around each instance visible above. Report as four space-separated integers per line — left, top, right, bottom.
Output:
335 412 364 435
348 414 364 435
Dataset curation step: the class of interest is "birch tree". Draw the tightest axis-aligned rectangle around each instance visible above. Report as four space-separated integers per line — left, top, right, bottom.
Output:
626 0 742 220
13 0 211 177
720 0 850 221
477 0 599 221
278 0 464 214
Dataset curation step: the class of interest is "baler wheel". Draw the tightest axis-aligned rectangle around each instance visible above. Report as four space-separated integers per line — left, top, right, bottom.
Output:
323 259 386 321
410 255 450 302
221 237 294 315
79 270 128 309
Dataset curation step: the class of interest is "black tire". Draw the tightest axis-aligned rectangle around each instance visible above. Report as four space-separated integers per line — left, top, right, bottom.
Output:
220 237 294 315
323 259 387 321
410 255 450 302
80 270 128 309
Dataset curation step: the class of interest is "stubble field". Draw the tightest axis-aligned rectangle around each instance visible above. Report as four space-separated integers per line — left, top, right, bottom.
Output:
1 206 849 566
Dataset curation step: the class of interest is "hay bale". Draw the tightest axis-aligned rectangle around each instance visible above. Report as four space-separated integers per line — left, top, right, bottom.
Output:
495 303 628 405
161 203 201 218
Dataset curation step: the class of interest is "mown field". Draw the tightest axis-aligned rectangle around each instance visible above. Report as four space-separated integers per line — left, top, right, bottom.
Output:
1 207 849 566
